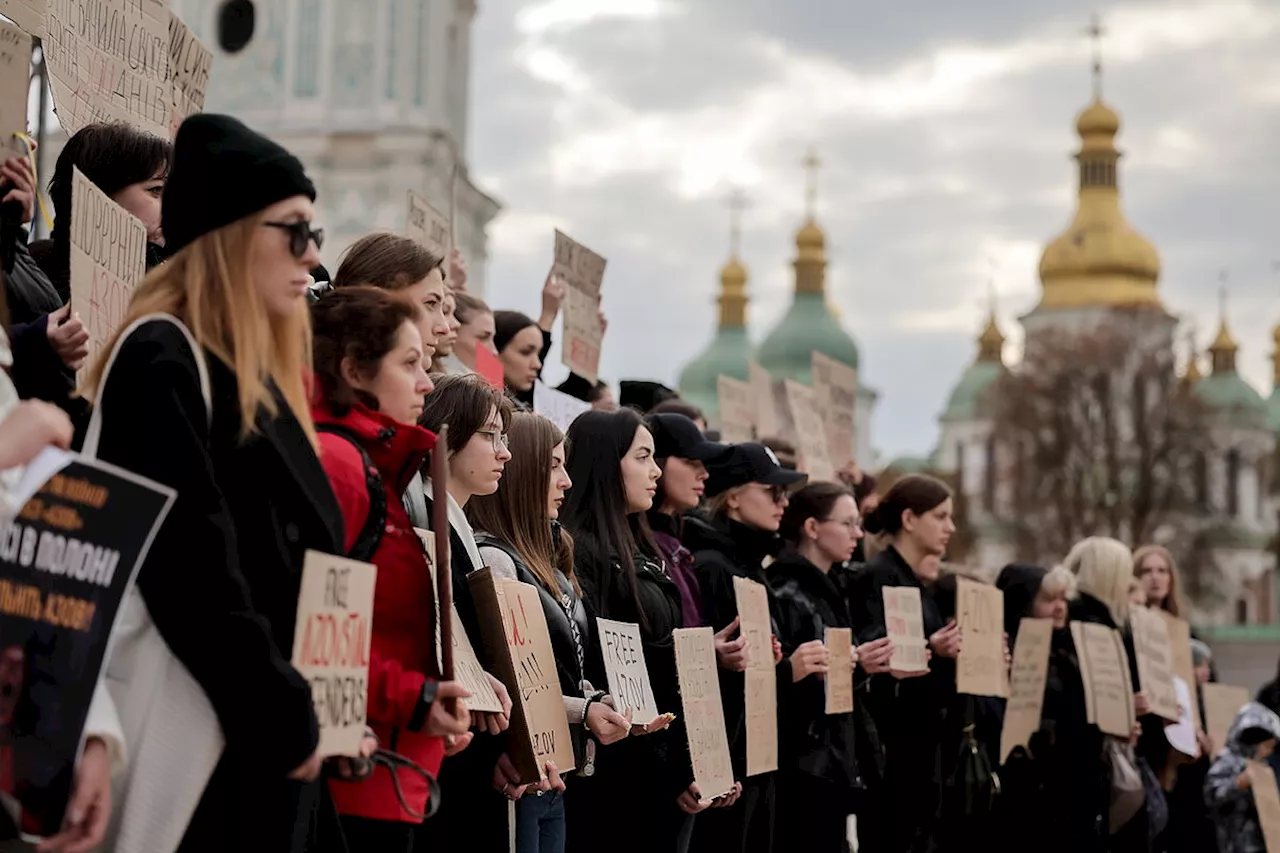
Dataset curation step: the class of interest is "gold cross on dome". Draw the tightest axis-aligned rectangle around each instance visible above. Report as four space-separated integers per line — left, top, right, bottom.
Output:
802 150 821 219
1085 14 1106 99
727 187 749 257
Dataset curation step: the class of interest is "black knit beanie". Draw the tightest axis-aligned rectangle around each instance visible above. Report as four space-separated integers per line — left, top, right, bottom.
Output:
162 114 316 255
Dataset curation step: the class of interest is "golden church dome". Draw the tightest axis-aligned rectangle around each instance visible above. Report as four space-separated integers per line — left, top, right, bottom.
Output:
719 256 747 288
796 219 825 252
1036 94 1162 311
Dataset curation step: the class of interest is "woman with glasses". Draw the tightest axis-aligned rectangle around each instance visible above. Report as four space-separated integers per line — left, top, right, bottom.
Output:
310 287 473 851
81 115 340 853
771 483 893 852
417 373 535 852
683 443 808 853
467 411 634 853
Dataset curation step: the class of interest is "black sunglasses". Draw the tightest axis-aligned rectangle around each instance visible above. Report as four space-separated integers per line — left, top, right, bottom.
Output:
263 220 324 258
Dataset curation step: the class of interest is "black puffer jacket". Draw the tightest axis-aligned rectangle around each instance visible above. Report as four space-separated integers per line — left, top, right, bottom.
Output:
768 551 862 790
684 513 788 779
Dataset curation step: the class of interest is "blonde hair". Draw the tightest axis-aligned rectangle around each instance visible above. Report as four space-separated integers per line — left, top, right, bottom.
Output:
1041 564 1077 600
1064 536 1134 625
81 214 315 443
707 487 742 520
1132 543 1185 618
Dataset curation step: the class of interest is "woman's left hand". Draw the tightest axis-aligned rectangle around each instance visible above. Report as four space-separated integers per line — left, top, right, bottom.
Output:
711 782 743 808
332 730 380 780
473 673 512 735
856 637 894 674
586 697 631 745
36 738 110 853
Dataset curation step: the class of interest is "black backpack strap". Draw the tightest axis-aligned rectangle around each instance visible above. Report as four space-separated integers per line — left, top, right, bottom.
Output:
317 423 387 563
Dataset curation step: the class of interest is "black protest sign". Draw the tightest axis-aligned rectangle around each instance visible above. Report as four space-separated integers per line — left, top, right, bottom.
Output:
0 455 173 839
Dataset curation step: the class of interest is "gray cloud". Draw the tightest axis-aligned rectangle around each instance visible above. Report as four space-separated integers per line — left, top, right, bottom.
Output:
470 0 1280 463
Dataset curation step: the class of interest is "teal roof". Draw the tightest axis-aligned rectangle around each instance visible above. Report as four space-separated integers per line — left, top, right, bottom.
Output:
676 326 752 420
941 361 1005 422
1193 371 1268 429
755 292 859 383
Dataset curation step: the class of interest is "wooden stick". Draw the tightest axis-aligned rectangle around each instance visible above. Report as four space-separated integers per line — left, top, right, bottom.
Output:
432 425 455 703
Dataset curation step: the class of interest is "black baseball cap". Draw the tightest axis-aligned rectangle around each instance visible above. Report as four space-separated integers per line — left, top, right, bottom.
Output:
647 413 728 462
705 443 808 497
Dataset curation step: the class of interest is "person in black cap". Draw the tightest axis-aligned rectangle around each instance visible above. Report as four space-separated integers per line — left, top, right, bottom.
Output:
81 114 358 853
644 413 728 630
683 443 806 853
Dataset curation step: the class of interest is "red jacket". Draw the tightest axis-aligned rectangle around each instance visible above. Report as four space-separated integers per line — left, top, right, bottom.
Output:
313 401 444 823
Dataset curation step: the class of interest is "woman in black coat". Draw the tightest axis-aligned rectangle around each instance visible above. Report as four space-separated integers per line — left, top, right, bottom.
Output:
684 443 808 853
846 475 958 853
769 483 893 853
83 115 345 852
561 408 707 853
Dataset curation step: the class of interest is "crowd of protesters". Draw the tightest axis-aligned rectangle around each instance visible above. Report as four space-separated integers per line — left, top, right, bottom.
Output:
2 114 1279 853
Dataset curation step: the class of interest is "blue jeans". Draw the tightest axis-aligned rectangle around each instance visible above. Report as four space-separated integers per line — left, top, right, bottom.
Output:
516 789 566 853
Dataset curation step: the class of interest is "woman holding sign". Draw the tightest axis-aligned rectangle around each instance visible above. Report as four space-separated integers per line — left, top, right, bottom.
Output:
847 475 954 853
561 408 704 853
310 286 474 850
82 115 341 853
468 411 633 853
770 483 894 853
684 442 807 853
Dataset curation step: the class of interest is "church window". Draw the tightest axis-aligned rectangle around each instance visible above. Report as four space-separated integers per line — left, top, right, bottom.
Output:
1227 448 1240 518
294 0 320 97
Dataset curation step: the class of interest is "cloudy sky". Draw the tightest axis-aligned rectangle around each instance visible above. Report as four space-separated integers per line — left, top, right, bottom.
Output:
470 0 1280 464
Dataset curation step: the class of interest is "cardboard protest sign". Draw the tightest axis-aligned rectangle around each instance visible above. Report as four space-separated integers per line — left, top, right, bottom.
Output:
0 0 45 39
552 230 607 383
69 167 147 382
597 618 661 727
1129 606 1179 722
955 578 1007 698
0 453 174 840
414 529 503 714
673 627 735 802
533 380 591 434
1247 759 1280 853
1158 611 1200 733
716 375 754 443
469 569 574 782
1070 621 1135 738
748 362 778 439
824 627 854 715
45 0 171 138
733 576 777 775
1164 676 1198 757
999 617 1052 763
783 380 835 482
1203 683 1251 753
0 20 29 157
167 10 211 137
291 552 376 757
474 345 504 390
406 190 450 259
810 352 857 470
883 586 928 672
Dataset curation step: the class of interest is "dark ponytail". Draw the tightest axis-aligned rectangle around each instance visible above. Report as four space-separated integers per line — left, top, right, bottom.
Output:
779 482 853 545
862 474 951 536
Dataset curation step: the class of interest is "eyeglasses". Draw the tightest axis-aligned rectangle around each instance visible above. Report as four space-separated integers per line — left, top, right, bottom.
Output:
263 220 325 258
823 517 864 534
475 429 509 453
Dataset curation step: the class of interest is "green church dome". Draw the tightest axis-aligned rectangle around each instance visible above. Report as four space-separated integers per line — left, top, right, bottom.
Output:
678 326 752 419
1194 308 1268 429
940 307 1006 423
755 292 859 383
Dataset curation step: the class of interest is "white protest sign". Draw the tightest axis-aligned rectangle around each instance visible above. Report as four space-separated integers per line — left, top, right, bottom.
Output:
734 576 777 775
597 618 661 726
45 0 171 138
717 375 754 443
167 10 211 137
292 551 377 758
784 380 835 482
534 380 592 433
0 19 27 157
69 166 147 382
883 585 928 672
407 189 450 259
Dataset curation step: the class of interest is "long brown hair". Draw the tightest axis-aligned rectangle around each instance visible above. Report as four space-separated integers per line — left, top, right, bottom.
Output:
333 232 443 291
81 214 315 442
467 411 579 595
1132 543 1185 618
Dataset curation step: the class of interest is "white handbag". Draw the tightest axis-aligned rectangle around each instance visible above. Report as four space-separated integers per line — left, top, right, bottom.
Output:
83 314 225 853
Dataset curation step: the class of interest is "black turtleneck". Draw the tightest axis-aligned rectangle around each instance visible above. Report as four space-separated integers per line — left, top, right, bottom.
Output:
683 512 781 632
